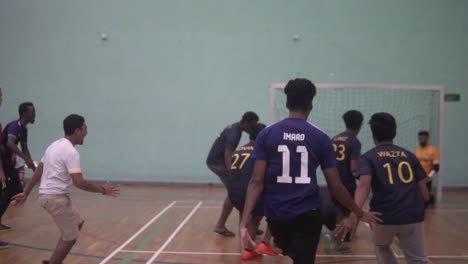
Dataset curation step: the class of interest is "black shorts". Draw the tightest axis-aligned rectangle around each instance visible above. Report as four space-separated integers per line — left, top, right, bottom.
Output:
319 187 337 231
229 191 264 217
268 210 322 264
2 173 23 199
333 185 356 216
1 147 23 198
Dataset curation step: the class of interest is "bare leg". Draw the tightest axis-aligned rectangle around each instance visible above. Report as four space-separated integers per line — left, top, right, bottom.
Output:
47 221 84 264
262 225 273 244
49 239 76 264
245 215 262 251
214 196 234 234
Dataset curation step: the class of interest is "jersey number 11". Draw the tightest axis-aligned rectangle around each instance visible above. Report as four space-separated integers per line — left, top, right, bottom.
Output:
277 145 310 184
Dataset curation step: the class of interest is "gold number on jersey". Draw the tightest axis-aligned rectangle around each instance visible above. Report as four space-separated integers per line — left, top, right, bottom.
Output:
332 144 346 161
231 153 251 170
383 161 414 185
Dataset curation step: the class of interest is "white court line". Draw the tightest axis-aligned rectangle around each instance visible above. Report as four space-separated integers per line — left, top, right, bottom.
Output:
99 201 176 264
120 250 159 254
172 205 221 209
145 202 203 264
120 250 468 259
175 200 222 204
427 209 468 212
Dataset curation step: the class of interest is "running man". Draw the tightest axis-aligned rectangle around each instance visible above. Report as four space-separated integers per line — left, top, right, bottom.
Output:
239 79 380 264
414 130 440 206
227 123 279 260
207 111 259 237
0 102 36 230
339 112 430 264
13 114 120 264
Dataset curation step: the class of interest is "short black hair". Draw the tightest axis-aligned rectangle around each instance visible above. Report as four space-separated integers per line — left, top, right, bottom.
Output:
249 123 266 141
284 78 317 112
241 111 259 124
19 102 34 117
63 114 85 136
418 131 429 136
343 110 364 130
369 112 397 142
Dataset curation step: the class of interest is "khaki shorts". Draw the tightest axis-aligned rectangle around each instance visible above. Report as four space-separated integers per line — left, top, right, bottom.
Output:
39 194 83 241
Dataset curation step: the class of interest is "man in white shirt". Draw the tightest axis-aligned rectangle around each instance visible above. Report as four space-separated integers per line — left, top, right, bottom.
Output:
13 114 120 264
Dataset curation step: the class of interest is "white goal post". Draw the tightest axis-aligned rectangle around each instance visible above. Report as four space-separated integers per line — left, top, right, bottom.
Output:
270 83 445 202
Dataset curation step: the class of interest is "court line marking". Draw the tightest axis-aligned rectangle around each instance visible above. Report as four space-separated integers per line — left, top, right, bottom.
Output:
427 209 468 212
145 202 203 264
172 205 221 209
121 219 170 264
99 201 177 264
10 242 147 263
119 250 468 259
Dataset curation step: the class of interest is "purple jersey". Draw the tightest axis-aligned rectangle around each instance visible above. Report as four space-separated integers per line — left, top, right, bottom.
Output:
254 118 337 221
1 119 28 159
207 123 242 166
331 131 361 189
358 144 426 225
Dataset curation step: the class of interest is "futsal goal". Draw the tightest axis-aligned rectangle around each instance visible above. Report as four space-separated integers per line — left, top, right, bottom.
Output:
270 83 445 202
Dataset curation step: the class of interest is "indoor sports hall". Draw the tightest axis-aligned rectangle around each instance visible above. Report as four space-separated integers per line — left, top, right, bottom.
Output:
0 1 467 264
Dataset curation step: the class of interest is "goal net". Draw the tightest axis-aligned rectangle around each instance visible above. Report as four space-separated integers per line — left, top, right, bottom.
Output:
270 83 445 201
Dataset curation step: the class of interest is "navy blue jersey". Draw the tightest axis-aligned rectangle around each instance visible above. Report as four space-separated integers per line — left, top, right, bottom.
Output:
1 119 28 159
358 144 426 225
331 131 361 189
207 123 242 166
227 142 263 215
254 118 337 221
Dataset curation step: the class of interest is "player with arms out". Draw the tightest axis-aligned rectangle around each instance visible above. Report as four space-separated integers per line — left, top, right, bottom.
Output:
227 123 279 260
330 110 363 253
206 111 259 237
338 113 430 264
239 78 381 264
414 130 440 206
13 114 120 264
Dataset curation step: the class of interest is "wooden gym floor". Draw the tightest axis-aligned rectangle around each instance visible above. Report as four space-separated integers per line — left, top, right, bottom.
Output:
0 185 467 264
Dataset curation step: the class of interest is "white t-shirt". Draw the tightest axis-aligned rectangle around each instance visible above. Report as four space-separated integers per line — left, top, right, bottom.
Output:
39 138 81 195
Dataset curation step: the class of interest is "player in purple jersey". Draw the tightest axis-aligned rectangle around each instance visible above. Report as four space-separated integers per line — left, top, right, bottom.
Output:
339 113 430 264
0 87 10 249
207 111 259 237
227 123 280 260
0 102 36 230
239 78 381 264
330 110 363 253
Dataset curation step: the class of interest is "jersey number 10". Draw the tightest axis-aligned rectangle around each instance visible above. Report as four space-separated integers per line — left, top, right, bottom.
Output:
383 161 414 184
276 145 310 184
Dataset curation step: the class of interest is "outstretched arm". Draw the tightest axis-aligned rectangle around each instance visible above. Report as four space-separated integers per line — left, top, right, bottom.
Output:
239 160 266 250
71 173 120 196
12 162 44 205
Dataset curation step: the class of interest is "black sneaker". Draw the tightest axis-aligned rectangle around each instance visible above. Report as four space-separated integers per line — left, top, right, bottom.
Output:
0 240 9 249
0 224 11 231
